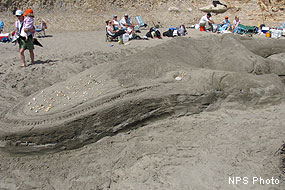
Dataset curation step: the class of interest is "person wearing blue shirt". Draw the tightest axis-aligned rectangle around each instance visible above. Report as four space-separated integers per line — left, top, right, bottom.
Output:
219 16 231 32
222 16 230 25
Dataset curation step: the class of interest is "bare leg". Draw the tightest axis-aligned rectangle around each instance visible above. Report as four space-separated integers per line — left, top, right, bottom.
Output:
131 26 134 33
29 49 35 64
20 48 26 67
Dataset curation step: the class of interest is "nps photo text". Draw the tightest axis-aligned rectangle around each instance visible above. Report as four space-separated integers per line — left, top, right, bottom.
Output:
229 177 280 185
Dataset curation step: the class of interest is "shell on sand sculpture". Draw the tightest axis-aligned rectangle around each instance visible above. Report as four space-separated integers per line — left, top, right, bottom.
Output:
199 4 228 13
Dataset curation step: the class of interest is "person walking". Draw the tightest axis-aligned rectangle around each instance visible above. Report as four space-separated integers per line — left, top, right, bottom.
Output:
14 9 35 67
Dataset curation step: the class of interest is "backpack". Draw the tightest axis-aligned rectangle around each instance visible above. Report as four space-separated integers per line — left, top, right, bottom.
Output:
146 27 161 38
178 25 187 36
163 28 178 37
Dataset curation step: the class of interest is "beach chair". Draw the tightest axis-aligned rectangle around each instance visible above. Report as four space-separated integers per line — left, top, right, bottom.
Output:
235 24 257 35
105 27 118 42
0 21 4 34
134 16 148 29
35 19 47 37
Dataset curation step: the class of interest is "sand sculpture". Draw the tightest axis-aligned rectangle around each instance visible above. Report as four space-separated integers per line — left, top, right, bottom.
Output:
0 34 284 153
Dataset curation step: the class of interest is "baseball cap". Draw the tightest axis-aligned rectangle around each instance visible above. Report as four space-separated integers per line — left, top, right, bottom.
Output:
113 14 117 18
23 9 33 16
15 10 23 16
124 13 128 17
225 16 229 19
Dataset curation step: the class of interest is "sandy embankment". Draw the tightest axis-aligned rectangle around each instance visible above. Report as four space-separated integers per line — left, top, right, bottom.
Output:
0 29 285 189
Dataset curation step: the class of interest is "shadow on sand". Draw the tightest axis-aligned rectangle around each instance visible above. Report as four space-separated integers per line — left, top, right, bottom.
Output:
38 35 53 38
32 59 58 65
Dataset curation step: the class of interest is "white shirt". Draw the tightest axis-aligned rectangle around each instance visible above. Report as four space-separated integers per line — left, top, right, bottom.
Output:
199 15 211 25
233 19 240 28
120 17 132 28
113 19 120 31
15 19 31 37
15 20 23 35
107 25 115 36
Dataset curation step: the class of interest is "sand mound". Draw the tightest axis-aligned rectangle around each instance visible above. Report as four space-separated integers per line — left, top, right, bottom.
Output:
0 34 284 153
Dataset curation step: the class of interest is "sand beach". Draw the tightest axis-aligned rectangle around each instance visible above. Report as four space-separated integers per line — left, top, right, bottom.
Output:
0 21 285 190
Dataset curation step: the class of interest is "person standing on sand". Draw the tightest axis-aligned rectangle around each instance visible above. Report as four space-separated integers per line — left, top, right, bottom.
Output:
15 9 35 67
13 10 24 40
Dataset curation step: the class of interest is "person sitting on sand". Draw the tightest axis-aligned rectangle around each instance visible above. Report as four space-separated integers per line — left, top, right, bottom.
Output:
106 20 126 38
220 16 230 25
111 15 121 31
232 16 240 33
219 16 231 31
120 14 135 36
199 13 214 32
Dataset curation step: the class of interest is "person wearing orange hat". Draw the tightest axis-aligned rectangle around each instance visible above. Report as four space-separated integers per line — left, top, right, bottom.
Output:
23 9 34 40
218 16 231 32
221 16 230 25
18 9 35 67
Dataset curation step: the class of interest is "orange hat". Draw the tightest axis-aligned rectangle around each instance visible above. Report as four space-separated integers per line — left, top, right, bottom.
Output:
23 9 33 16
225 16 229 19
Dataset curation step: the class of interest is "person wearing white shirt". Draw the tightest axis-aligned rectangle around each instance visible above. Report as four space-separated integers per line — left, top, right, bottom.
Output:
14 9 35 67
199 13 214 31
120 14 134 35
111 15 120 31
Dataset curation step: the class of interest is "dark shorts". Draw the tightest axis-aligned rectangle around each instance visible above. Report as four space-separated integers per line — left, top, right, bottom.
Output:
18 36 34 50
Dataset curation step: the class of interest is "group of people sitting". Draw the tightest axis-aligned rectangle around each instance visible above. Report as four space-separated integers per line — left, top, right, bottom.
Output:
106 12 243 43
199 13 240 33
106 14 136 42
106 13 188 42
218 15 240 32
